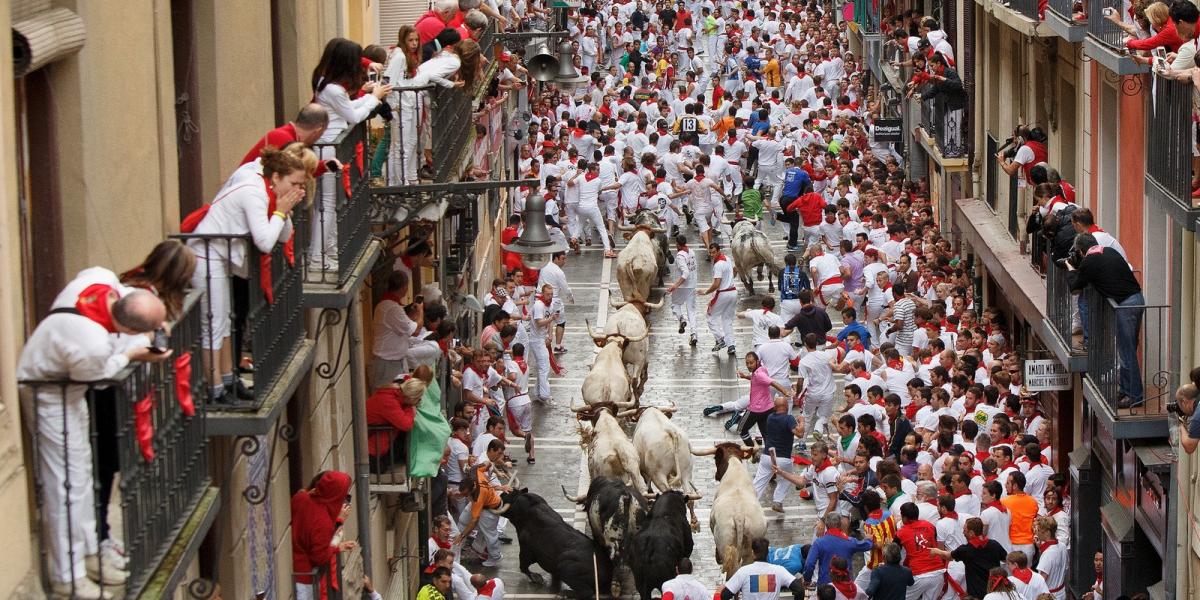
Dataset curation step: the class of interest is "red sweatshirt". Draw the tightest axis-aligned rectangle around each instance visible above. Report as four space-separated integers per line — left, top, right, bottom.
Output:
787 192 827 227
291 472 352 585
366 387 416 456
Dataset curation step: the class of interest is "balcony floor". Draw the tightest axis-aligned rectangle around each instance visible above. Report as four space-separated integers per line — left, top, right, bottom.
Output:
206 340 316 436
303 238 383 309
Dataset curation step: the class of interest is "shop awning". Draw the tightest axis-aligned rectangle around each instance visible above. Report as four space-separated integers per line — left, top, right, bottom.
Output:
12 1 85 77
952 198 1047 325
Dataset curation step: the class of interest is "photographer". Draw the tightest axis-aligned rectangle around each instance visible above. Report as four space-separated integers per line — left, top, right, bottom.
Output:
1174 384 1199 454
1067 233 1145 408
995 125 1048 187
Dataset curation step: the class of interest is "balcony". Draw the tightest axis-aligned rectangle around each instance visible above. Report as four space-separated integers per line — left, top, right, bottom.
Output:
1080 288 1174 438
368 425 411 493
20 291 220 599
980 0 1054 37
880 43 909 92
1045 0 1087 41
304 121 384 308
171 234 315 436
917 95 969 164
1083 0 1148 75
1040 259 1089 371
863 32 885 84
1145 77 1200 231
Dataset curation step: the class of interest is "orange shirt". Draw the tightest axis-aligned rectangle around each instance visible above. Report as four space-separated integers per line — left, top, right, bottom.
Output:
469 464 503 519
1002 492 1039 544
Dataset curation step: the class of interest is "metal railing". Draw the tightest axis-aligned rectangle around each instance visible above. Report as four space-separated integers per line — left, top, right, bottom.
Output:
295 564 346 600
431 85 478 181
1009 0 1045 21
1049 0 1084 22
1083 288 1173 417
367 424 409 488
1046 259 1082 353
21 291 210 599
865 33 884 82
309 122 375 286
1086 0 1126 49
386 83 436 188
920 95 969 158
1146 77 1194 208
172 234 307 411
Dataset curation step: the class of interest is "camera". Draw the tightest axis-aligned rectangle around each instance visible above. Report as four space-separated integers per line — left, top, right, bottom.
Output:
1102 7 1116 16
1167 401 1182 415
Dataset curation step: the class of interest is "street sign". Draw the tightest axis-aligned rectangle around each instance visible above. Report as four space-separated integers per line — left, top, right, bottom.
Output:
872 118 903 142
1025 359 1071 391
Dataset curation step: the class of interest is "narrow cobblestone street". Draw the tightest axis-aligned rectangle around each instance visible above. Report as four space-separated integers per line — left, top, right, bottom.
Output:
483 218 832 598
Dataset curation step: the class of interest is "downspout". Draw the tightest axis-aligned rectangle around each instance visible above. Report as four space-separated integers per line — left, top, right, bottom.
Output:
349 296 373 578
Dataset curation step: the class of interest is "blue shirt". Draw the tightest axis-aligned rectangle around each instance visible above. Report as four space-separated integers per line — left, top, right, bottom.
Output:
801 531 874 584
836 321 872 349
768 544 807 574
779 265 811 300
764 413 798 458
781 167 810 199
744 54 762 75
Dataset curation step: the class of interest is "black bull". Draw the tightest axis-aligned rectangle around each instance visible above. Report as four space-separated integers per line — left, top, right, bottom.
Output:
629 490 695 600
500 488 614 599
564 476 646 597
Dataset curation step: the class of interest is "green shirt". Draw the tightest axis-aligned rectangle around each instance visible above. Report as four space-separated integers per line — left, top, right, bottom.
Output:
416 585 446 600
828 139 842 154
740 188 763 219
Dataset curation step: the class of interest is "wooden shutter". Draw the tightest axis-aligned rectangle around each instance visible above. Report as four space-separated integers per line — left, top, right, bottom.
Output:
378 0 431 46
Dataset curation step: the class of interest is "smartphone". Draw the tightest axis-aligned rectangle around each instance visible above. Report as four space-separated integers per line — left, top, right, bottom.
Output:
1102 6 1115 16
148 328 169 354
325 159 341 173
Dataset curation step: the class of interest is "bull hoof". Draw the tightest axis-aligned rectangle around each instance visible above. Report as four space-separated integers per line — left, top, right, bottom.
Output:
528 573 546 586
757 272 764 281
610 582 622 598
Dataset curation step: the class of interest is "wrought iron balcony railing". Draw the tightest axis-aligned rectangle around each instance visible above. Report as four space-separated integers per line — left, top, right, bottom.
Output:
171 234 306 412
308 122 376 287
1082 288 1174 419
1086 0 1126 49
1046 259 1085 356
1145 76 1199 222
919 95 968 158
1048 0 1085 22
20 291 211 599
1008 0 1045 21
367 424 410 492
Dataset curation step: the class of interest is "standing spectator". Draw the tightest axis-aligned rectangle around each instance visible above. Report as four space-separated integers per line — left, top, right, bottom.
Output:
866 543 914 600
1068 233 1145 408
371 271 420 388
537 252 573 354
894 502 947 600
934 517 1008 599
415 0 460 45
1035 516 1067 600
455 443 508 568
1002 471 1039 560
241 104 330 167
801 513 874 585
311 38 391 271
19 278 170 597
291 472 357 600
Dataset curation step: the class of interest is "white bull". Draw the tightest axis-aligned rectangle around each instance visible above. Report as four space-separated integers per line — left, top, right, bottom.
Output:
615 225 664 303
581 320 647 408
728 219 780 296
572 402 648 498
603 300 662 400
630 405 701 530
691 443 766 579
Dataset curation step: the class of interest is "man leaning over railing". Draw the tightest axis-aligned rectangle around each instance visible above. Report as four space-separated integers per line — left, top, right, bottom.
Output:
17 268 172 599
1066 232 1146 409
1173 380 1200 454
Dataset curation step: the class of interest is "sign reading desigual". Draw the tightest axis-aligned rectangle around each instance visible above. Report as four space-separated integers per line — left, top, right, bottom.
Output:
1025 359 1071 391
873 119 903 143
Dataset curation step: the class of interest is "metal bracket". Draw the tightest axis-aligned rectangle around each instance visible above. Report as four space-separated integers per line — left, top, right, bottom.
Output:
371 178 539 234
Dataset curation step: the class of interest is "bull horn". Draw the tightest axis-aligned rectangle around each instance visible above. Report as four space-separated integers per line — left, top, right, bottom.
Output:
609 298 628 309
691 446 717 456
658 404 678 415
561 485 587 504
645 298 664 309
622 329 650 343
617 223 635 231
615 408 640 418
584 319 606 342
686 493 703 501
570 399 589 413
494 502 511 515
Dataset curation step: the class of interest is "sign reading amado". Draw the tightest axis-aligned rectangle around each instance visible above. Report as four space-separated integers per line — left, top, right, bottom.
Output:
1025 359 1071 392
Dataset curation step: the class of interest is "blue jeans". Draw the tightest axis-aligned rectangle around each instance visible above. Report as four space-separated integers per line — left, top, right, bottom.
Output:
1116 292 1145 403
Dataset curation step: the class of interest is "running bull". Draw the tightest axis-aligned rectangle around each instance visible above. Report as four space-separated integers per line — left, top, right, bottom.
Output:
728 218 781 296
562 476 647 598
691 442 766 579
498 487 614 599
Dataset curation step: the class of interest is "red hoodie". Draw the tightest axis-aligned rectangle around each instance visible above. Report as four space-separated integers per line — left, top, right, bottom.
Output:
787 192 827 227
292 472 352 587
365 387 416 456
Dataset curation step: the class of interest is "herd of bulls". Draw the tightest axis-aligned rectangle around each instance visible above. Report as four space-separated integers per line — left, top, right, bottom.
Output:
495 212 782 598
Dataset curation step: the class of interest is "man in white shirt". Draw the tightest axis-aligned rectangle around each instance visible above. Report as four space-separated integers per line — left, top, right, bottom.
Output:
796 334 838 436
528 284 557 403
737 297 787 349
666 235 700 346
757 328 800 398
660 558 710 600
701 241 739 354
566 160 615 256
1035 517 1067 600
980 481 1012 552
1006 551 1049 599
537 252 573 353
721 538 807 600
371 270 418 388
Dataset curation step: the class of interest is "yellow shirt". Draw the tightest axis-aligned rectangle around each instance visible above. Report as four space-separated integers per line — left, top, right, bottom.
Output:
763 59 782 88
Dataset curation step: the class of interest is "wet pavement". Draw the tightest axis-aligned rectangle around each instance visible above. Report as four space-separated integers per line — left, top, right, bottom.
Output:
473 217 834 598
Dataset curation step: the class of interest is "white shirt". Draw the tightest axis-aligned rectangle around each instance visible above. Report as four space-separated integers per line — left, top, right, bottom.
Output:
530 297 552 340
316 82 381 143
1037 542 1067 599
446 437 470 482
806 461 840 514
846 401 889 438
758 339 800 385
674 248 699 289
537 262 573 303
1023 463 1053 511
1009 572 1049 600
713 256 735 289
743 309 786 348
372 298 417 361
809 253 841 284
189 172 293 273
980 504 1013 551
661 573 709 600
725 561 796 600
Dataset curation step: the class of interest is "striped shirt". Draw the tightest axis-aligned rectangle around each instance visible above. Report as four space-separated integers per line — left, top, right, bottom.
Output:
891 298 917 349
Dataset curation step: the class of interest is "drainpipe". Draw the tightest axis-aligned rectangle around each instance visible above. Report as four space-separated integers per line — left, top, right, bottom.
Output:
349 297 373 578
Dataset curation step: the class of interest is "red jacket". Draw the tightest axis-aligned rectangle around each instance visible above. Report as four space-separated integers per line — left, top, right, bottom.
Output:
1127 18 1184 52
292 472 352 585
787 192 827 227
416 10 449 45
366 387 416 456
241 123 327 177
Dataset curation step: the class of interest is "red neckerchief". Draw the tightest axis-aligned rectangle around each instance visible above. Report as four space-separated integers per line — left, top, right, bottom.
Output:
536 294 551 305
514 357 528 373
478 580 498 597
585 172 599 181
825 527 849 539
1038 539 1058 554
953 489 971 499
381 292 405 306
831 580 858 599
432 535 452 549
941 511 959 521
714 253 727 263
1086 224 1103 234
887 359 904 370
1011 567 1034 584
967 535 990 549
985 499 1007 513
983 473 998 483
998 459 1016 471
815 457 834 471
657 128 668 136
74 283 119 333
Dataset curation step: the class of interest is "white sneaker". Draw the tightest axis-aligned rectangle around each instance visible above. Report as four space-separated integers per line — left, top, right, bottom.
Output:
99 539 128 570
85 554 129 586
51 578 113 600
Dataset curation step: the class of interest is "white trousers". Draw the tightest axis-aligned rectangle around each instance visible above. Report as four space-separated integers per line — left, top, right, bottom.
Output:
672 288 697 332
803 393 834 436
565 202 580 240
780 299 802 326
718 396 751 413
390 99 421 185
39 395 98 583
192 254 231 350
577 205 611 250
530 339 552 400
905 571 947 600
458 506 502 561
760 166 784 209
707 291 737 345
753 455 795 503
310 145 338 263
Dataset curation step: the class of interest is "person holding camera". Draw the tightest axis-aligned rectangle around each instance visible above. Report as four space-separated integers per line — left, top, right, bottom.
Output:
994 126 1048 188
1173 383 1199 454
1067 233 1145 408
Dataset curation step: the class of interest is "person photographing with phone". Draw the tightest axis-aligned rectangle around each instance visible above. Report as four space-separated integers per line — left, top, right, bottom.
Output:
290 471 358 600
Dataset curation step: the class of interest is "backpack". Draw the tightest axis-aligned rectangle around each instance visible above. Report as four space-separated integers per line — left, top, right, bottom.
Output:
780 265 810 299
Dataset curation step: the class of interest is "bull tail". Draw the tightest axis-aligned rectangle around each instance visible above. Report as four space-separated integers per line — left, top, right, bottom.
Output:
721 518 744 579
668 429 689 489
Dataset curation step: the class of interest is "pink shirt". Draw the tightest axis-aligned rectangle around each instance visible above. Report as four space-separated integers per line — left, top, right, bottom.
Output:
749 366 776 412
